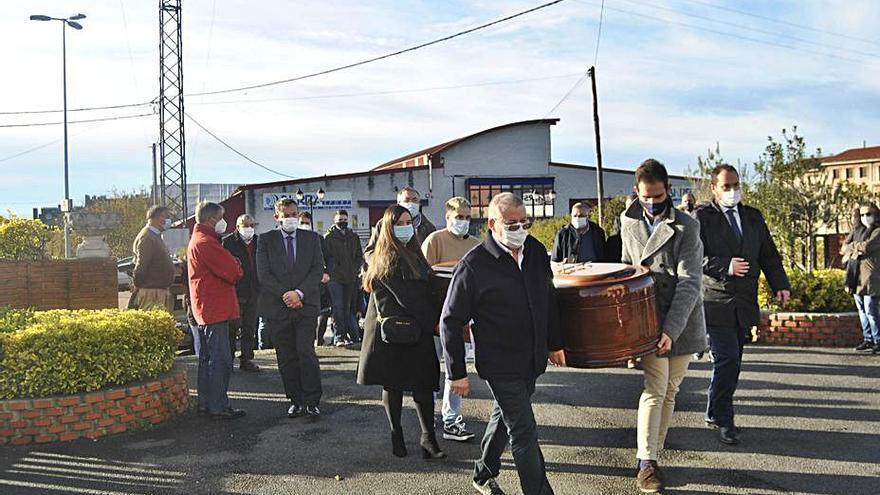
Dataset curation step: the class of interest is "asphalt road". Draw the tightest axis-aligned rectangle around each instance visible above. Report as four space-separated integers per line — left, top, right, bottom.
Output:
0 345 878 495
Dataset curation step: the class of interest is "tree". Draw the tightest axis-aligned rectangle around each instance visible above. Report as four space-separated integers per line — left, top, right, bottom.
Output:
82 191 152 259
0 217 52 261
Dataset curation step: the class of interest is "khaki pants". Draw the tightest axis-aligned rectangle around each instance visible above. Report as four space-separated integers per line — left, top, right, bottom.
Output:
637 353 692 461
132 288 173 312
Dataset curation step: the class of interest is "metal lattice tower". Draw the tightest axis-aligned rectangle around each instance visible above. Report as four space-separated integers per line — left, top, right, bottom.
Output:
159 0 187 221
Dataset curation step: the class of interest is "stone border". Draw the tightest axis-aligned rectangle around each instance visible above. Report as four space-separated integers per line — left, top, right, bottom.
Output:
0 364 189 446
754 311 862 347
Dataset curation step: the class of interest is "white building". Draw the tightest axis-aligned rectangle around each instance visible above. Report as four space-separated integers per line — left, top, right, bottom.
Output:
222 119 693 237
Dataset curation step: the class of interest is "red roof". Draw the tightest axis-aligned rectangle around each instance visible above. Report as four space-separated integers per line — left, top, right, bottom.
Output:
371 119 559 171
822 145 880 164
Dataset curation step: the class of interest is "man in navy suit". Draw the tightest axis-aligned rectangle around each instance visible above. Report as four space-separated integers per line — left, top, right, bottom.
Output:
256 198 325 418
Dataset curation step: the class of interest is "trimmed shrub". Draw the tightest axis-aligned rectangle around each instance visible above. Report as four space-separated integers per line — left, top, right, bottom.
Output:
0 309 182 398
758 269 853 313
530 215 570 253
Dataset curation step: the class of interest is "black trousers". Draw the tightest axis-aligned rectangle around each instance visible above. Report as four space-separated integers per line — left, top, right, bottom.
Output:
232 297 259 362
706 325 747 428
268 312 323 407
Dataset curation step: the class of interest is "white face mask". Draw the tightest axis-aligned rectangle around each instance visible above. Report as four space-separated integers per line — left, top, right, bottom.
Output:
298 223 311 230
162 218 172 231
861 214 874 229
239 227 255 240
448 219 470 237
717 189 742 208
497 224 529 250
400 201 420 219
571 217 588 229
214 218 227 234
394 224 414 244
280 217 299 232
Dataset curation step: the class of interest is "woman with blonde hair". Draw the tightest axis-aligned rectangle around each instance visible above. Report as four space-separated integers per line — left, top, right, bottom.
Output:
357 205 446 459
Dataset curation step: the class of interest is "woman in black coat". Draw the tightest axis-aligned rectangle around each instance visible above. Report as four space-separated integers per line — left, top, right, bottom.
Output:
357 205 445 459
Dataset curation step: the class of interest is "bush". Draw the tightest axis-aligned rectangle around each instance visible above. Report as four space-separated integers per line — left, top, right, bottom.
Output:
0 307 35 335
530 215 570 252
0 218 52 261
758 269 854 313
0 309 182 398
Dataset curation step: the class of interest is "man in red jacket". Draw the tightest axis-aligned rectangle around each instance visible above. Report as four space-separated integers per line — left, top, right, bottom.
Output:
188 201 246 419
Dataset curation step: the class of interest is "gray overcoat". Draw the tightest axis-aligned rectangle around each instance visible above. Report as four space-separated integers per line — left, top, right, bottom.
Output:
620 201 707 356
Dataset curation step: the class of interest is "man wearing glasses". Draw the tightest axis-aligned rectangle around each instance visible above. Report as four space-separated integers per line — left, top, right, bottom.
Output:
440 192 565 495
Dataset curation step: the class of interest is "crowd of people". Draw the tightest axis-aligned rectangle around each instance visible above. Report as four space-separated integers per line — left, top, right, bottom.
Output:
125 156 880 494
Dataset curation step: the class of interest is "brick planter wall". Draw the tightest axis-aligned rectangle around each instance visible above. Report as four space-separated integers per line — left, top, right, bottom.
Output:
754 311 863 347
0 258 117 310
0 365 189 446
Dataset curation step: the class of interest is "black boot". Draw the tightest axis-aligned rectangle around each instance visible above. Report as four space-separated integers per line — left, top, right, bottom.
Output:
391 431 407 457
420 432 446 460
855 341 873 352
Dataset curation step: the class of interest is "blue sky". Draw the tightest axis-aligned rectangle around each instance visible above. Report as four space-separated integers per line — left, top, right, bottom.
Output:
1 0 878 217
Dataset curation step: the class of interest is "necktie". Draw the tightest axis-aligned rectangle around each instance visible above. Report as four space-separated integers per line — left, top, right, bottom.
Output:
285 235 296 264
726 209 742 243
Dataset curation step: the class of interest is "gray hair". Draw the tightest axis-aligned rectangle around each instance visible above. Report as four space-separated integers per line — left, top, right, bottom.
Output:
196 201 224 224
146 205 171 221
397 186 420 201
236 214 254 227
488 192 524 220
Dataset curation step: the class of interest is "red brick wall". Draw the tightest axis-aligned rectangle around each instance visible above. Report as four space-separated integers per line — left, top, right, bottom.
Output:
754 311 862 347
0 258 116 310
0 365 189 445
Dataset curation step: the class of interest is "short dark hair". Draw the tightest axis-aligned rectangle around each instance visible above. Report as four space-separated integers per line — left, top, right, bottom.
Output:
298 211 312 221
146 205 170 221
335 209 348 217
710 164 739 184
634 159 669 186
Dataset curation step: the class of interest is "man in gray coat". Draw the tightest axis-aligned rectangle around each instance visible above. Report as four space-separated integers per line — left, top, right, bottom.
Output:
620 159 706 494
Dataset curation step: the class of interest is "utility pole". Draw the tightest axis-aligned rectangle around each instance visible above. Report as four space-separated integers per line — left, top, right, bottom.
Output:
159 0 187 222
588 66 605 226
151 143 158 204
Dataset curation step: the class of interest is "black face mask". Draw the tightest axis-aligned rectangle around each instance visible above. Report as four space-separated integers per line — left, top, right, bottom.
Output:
685 203 695 212
336 221 348 230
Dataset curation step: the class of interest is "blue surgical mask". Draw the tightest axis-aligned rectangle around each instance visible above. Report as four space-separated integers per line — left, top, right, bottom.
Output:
449 219 470 237
641 200 668 217
394 224 414 244
400 202 420 219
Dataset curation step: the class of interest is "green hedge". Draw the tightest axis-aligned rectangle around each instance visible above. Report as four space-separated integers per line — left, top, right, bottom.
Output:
530 215 569 253
0 309 181 399
758 269 854 313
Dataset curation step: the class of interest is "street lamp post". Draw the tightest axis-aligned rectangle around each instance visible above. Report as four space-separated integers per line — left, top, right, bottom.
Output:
30 13 86 259
295 188 326 231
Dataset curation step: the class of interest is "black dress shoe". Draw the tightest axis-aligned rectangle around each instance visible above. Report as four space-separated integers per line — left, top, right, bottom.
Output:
305 405 321 419
197 407 208 416
706 419 742 433
288 404 305 418
719 426 740 445
420 433 446 460
210 408 246 420
873 343 880 355
391 432 407 458
239 360 261 372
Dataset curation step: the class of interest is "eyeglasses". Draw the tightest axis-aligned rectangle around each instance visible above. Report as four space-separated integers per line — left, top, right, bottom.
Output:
500 221 532 232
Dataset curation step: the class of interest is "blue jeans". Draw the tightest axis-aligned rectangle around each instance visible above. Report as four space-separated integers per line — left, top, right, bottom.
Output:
706 325 747 428
328 281 359 343
854 294 880 342
434 337 462 426
474 378 554 495
195 321 233 414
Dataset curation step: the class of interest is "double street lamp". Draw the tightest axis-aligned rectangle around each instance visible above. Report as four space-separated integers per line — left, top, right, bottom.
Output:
29 13 87 259
295 188 325 231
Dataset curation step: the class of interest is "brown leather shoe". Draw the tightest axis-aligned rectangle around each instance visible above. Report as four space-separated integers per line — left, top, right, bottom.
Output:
637 461 664 493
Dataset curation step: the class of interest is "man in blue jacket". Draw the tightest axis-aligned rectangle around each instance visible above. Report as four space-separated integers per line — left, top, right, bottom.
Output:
441 192 566 495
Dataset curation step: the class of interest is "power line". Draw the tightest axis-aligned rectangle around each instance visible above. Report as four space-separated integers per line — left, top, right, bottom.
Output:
593 0 605 66
618 0 880 60
0 140 59 163
186 0 570 97
0 112 155 128
189 73 585 107
544 68 591 117
0 100 154 116
682 0 880 48
184 112 296 179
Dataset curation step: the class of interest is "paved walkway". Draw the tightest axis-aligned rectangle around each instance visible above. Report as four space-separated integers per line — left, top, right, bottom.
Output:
0 346 878 494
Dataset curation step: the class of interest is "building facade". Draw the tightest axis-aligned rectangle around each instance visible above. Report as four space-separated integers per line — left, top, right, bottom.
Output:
228 119 693 237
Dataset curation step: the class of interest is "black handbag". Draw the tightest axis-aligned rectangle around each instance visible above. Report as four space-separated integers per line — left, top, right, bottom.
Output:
376 282 421 346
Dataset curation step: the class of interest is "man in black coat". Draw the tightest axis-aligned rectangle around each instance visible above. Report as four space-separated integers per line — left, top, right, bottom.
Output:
551 202 607 263
441 192 565 495
222 214 261 372
256 199 325 418
697 164 790 446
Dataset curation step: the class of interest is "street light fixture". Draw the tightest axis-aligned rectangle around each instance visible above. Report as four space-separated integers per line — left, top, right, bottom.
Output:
30 12 87 259
295 188 326 231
